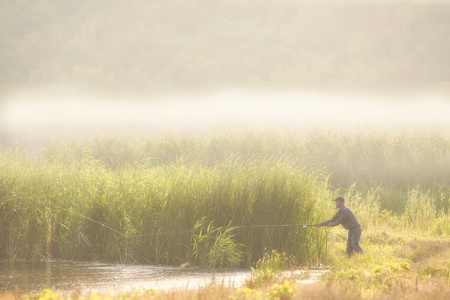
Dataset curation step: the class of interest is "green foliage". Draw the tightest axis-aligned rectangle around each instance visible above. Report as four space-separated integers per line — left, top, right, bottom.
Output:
325 246 411 298
433 215 450 236
35 289 65 300
420 263 450 278
191 217 243 268
268 281 299 300
249 250 291 287
403 189 437 232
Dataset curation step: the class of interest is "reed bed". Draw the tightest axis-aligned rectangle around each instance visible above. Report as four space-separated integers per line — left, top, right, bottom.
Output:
1 128 450 267
41 128 450 189
0 152 330 266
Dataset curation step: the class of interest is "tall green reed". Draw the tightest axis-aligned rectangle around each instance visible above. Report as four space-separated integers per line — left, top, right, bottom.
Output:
0 150 330 266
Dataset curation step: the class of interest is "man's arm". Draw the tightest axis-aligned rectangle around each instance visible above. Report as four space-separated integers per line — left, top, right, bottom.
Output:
315 211 340 227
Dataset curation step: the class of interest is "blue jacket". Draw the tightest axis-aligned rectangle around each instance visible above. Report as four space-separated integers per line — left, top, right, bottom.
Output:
318 206 361 230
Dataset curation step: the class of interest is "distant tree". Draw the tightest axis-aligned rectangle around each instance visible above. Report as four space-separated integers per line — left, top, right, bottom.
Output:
1 0 450 96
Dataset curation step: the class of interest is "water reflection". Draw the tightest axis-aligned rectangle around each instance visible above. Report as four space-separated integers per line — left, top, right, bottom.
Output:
0 261 325 295
0 261 246 294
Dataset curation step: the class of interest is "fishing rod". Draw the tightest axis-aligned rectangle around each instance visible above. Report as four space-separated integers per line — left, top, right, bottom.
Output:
52 204 317 238
233 224 316 229
80 221 319 238
131 223 319 237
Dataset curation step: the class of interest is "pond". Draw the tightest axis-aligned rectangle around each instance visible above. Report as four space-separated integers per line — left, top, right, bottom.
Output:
0 261 325 295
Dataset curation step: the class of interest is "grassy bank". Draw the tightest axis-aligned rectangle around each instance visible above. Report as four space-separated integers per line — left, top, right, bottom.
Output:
4 227 450 299
323 228 450 298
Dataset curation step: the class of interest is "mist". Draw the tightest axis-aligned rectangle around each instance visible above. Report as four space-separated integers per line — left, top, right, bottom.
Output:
1 0 450 148
2 89 449 148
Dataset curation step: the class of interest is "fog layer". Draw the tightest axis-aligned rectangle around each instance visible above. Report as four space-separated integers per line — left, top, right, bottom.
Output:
2 90 449 147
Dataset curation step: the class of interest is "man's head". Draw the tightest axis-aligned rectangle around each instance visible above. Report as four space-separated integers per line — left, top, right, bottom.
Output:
333 196 345 208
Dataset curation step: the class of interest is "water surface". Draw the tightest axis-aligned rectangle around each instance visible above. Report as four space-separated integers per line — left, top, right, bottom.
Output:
0 261 324 295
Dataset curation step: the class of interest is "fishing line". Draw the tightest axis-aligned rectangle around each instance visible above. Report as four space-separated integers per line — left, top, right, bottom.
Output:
51 204 314 239
52 204 193 238
54 204 130 237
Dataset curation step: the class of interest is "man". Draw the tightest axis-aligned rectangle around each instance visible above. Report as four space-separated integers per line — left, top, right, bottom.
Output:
315 196 363 257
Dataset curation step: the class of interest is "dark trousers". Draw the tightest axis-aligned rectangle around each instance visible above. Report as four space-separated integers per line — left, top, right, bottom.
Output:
347 226 363 257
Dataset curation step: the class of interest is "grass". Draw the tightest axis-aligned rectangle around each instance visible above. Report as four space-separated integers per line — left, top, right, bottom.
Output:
322 228 450 299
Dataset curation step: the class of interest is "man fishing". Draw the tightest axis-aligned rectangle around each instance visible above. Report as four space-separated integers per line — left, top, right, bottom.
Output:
315 196 364 257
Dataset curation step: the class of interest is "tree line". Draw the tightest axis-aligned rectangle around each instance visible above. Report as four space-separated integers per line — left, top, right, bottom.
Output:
1 0 450 96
